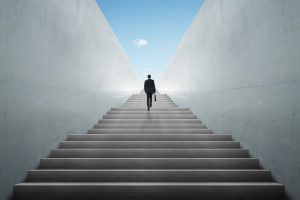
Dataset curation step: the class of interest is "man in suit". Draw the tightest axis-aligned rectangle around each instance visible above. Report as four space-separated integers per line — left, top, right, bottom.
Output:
144 74 156 111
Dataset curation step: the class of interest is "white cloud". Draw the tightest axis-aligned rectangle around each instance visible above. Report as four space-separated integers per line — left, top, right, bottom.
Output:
133 39 148 48
144 67 155 73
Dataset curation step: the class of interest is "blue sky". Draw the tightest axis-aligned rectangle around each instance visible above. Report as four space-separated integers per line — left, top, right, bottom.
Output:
96 0 204 80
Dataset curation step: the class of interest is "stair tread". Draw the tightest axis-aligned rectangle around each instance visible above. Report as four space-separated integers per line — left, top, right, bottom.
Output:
93 124 207 128
28 169 267 172
89 128 209 130
68 134 230 140
42 158 257 160
98 119 201 123
70 134 225 136
59 141 240 149
26 169 272 182
50 148 249 158
17 182 282 186
69 134 226 136
39 158 260 169
61 141 238 143
88 129 213 134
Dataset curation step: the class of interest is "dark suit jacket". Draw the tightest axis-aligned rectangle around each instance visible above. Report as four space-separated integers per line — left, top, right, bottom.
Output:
144 79 156 94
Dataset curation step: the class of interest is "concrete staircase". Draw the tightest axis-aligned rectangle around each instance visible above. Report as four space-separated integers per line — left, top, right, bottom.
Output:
14 93 284 200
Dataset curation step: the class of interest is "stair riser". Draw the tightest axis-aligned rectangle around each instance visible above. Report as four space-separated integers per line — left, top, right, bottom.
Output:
13 184 284 200
98 119 202 123
39 158 260 169
88 129 213 134
126 101 172 102
126 100 172 102
125 101 175 103
123 105 177 107
105 113 195 116
107 111 192 114
131 95 168 96
129 97 170 99
111 108 190 111
126 101 174 103
131 96 168 97
50 149 248 158
103 115 197 119
59 141 240 149
123 103 176 106
122 103 177 108
93 124 206 129
124 104 175 106
26 170 271 182
67 134 231 141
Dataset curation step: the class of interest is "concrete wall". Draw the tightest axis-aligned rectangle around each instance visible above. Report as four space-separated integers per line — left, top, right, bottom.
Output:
160 0 300 199
0 0 140 199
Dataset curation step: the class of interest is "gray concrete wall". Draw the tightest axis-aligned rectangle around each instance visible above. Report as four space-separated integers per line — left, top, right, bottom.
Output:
160 0 300 199
0 0 140 199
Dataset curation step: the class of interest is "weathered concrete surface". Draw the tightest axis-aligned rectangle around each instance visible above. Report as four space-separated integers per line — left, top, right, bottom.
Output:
160 0 300 199
0 0 140 199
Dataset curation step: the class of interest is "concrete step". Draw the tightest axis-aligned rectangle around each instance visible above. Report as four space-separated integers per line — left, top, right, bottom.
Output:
122 105 177 107
124 102 176 105
93 123 206 129
128 96 171 98
26 169 271 182
13 182 284 200
126 101 173 104
129 96 169 99
123 104 177 107
120 107 178 109
126 96 174 102
88 128 213 134
111 107 190 111
39 158 260 169
126 98 171 100
129 95 169 97
59 141 240 149
98 119 202 123
125 102 175 105
67 134 230 141
50 149 249 158
103 114 197 119
124 102 175 104
131 94 168 96
126 100 174 103
124 102 175 105
107 111 192 114
129 96 169 98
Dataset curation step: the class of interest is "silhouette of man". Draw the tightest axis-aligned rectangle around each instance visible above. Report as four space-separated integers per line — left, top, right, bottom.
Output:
144 74 156 111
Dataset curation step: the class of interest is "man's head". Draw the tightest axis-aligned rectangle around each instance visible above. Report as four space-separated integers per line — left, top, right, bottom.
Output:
148 74 151 79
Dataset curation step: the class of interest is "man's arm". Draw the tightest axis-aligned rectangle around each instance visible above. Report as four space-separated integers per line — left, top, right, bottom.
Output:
153 80 156 93
144 80 147 93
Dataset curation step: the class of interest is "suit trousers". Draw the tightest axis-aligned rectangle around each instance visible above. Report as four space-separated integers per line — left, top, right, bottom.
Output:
146 93 153 108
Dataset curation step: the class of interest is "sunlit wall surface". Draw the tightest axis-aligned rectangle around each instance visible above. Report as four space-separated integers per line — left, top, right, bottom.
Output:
0 1 140 199
160 0 300 199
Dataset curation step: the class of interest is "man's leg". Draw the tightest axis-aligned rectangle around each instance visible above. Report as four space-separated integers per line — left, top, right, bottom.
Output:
146 93 150 110
149 93 153 107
